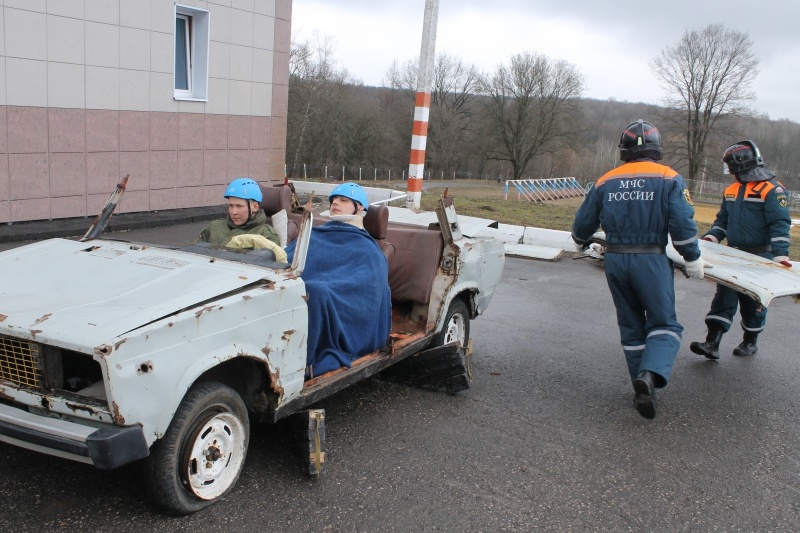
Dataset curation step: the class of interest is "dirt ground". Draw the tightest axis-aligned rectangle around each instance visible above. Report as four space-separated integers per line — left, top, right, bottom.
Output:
692 204 719 224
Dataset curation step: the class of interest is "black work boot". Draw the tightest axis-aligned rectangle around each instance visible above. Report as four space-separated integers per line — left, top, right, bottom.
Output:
690 325 724 360
633 371 657 420
733 331 759 356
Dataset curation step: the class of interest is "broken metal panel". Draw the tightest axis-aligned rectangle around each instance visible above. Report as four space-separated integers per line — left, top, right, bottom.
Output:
505 243 563 261
435 197 463 243
667 240 800 307
473 224 523 245
521 227 576 250
80 175 129 241
473 225 563 261
584 232 800 308
0 379 113 424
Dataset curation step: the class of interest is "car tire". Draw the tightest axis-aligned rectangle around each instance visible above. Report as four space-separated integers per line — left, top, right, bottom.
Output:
431 298 470 348
144 381 250 515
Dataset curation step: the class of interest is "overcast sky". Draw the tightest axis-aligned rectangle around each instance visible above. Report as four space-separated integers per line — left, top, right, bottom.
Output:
291 0 800 123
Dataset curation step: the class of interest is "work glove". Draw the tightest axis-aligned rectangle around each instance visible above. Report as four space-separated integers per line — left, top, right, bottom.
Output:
702 235 718 243
774 256 792 267
226 234 288 262
685 257 712 280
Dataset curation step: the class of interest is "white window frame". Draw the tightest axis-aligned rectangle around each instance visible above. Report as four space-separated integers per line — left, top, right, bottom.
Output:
174 4 210 102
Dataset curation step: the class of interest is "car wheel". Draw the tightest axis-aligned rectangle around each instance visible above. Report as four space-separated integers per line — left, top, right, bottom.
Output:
432 298 470 348
144 381 250 515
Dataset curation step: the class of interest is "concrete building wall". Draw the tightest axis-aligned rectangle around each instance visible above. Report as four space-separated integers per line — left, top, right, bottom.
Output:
0 0 291 223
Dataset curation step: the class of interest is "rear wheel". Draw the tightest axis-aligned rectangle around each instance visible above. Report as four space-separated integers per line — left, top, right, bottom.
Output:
432 298 470 348
144 381 250 515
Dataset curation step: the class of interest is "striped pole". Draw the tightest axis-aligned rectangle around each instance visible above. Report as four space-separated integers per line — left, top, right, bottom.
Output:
406 0 439 210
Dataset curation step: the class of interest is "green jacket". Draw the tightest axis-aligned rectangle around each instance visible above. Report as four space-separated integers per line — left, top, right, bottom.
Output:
197 210 279 247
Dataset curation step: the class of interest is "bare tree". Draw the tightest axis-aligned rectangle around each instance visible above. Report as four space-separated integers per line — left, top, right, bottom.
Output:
287 34 355 177
650 24 758 182
477 51 584 180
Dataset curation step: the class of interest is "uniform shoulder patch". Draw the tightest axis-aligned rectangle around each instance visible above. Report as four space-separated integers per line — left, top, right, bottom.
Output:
775 187 784 193
683 188 694 206
777 194 788 208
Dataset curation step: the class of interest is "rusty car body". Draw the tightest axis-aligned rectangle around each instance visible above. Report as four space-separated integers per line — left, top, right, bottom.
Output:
0 199 505 514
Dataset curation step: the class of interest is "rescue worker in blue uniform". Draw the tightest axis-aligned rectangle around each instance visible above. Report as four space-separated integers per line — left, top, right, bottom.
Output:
572 120 709 419
690 141 792 359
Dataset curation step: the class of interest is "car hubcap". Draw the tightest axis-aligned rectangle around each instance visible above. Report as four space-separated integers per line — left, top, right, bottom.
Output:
444 313 465 346
184 412 246 500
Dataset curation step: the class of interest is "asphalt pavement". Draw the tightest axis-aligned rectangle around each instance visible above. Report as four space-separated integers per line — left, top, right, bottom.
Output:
2 222 800 531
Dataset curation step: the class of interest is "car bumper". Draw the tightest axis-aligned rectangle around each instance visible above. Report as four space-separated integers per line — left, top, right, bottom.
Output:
0 401 149 469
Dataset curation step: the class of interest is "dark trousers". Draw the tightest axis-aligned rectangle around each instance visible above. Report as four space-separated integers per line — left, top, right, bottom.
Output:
604 253 683 386
705 284 767 333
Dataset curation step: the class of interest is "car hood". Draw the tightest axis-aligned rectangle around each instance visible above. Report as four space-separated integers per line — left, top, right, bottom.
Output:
0 238 278 349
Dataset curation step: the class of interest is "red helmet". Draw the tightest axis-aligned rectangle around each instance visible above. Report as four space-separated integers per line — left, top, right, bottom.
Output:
619 119 662 162
722 140 763 175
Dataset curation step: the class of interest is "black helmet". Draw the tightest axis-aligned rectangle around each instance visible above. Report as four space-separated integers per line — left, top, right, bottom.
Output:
619 119 663 162
722 140 764 175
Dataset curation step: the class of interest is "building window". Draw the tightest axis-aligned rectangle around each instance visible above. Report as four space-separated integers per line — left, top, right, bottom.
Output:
174 5 209 101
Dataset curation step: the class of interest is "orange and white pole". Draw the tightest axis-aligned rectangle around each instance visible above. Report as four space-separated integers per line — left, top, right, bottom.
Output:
406 0 438 210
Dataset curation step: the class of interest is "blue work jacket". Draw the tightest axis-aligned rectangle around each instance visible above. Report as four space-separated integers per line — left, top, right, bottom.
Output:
705 178 791 257
572 159 701 262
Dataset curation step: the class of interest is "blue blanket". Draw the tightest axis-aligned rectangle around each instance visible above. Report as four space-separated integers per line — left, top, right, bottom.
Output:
286 222 392 378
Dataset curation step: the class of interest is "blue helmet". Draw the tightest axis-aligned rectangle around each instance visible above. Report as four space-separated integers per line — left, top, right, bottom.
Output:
329 182 369 212
225 178 262 202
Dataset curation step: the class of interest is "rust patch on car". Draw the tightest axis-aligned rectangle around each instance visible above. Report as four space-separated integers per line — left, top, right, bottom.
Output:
0 314 7 322
29 329 42 338
281 329 295 341
32 313 52 326
195 305 217 318
261 346 271 356
111 402 125 425
239 275 248 280
242 295 252 301
0 386 13 402
267 365 284 398
114 338 127 351
261 281 276 290
66 402 97 416
95 344 113 357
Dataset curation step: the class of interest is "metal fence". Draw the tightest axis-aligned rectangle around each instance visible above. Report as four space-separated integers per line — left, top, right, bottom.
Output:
504 178 585 202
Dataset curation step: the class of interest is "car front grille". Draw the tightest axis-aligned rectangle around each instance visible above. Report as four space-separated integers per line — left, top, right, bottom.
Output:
0 334 44 388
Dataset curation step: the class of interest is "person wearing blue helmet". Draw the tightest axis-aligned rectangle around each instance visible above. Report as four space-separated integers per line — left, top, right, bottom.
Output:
284 181 391 378
328 182 369 228
197 177 279 246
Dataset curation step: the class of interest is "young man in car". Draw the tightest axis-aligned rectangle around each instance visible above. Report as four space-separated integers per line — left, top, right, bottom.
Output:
327 182 368 228
197 177 279 247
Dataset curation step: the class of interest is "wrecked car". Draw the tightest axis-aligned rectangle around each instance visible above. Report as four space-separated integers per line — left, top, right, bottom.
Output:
0 191 504 515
